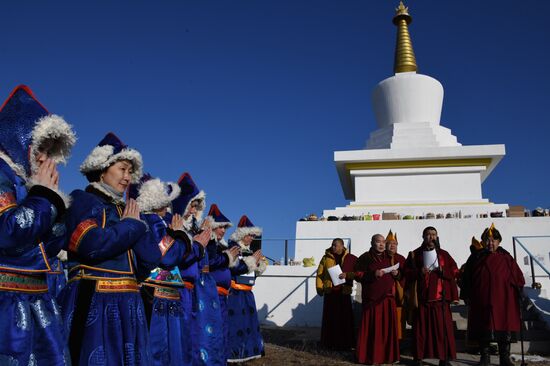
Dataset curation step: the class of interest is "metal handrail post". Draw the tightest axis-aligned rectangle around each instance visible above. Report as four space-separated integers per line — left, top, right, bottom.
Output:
284 239 288 265
512 237 517 261
529 256 536 288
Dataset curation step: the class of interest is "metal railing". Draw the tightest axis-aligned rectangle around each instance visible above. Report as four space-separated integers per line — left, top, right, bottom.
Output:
261 237 352 265
512 236 550 288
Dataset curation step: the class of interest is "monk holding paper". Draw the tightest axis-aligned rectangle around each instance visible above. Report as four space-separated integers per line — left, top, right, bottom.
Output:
316 238 357 350
354 233 400 364
404 226 460 366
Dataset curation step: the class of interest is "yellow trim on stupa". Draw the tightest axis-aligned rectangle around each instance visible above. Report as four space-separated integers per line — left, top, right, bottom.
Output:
393 1 417 73
345 158 492 171
348 201 492 208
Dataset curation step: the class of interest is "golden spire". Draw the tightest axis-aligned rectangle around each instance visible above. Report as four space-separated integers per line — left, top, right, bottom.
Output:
393 1 417 73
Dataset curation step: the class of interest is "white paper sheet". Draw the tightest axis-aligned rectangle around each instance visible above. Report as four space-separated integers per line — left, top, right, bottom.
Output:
423 250 439 270
380 262 400 274
328 265 346 286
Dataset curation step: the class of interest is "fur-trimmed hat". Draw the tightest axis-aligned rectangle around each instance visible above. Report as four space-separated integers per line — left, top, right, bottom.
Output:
206 204 232 229
80 132 143 183
385 229 397 243
230 215 262 242
0 85 76 179
172 172 206 219
128 173 180 212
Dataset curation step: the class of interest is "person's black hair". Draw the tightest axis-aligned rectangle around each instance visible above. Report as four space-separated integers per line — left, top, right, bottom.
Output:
422 226 438 237
332 238 344 246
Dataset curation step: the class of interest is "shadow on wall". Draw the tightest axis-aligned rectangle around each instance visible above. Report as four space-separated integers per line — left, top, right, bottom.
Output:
285 297 324 327
257 304 278 327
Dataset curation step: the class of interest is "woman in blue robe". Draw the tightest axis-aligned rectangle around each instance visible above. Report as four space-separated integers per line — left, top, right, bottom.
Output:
131 173 210 366
173 173 230 365
59 132 160 366
0 85 76 365
204 204 240 364
227 216 266 363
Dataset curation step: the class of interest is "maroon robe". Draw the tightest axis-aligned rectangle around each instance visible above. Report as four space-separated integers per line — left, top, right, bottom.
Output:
405 245 459 361
355 249 400 364
462 247 525 342
319 249 357 350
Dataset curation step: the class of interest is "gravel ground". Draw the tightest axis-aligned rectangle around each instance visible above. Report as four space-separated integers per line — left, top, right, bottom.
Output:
239 327 550 366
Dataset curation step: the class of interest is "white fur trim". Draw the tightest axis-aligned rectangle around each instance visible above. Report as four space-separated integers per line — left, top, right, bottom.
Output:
26 178 72 208
80 144 143 183
224 248 238 268
229 226 263 242
0 150 27 180
89 182 125 205
206 215 233 229
30 114 76 176
243 255 259 272
137 179 181 212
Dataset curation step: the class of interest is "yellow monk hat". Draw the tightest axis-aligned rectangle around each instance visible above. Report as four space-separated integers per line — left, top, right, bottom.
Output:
386 229 398 243
471 236 484 250
481 223 501 242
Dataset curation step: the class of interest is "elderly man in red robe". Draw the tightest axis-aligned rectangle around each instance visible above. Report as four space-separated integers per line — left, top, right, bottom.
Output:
354 233 400 364
386 230 407 340
460 224 525 366
405 226 459 366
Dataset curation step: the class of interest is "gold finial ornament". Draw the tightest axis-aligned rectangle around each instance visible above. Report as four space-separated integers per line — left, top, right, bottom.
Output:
393 1 418 73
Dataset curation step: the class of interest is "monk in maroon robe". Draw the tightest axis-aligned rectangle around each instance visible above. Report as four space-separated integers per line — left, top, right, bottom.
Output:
354 234 400 364
460 224 525 366
386 230 407 340
405 226 459 366
316 238 357 350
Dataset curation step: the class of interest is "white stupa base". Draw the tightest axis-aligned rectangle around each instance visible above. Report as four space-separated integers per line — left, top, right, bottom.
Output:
366 122 460 149
335 144 505 202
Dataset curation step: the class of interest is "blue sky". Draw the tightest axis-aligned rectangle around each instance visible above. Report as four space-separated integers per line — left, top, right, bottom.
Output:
1 1 548 260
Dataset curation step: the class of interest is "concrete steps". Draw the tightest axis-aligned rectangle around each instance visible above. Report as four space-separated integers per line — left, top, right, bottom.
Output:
450 298 550 355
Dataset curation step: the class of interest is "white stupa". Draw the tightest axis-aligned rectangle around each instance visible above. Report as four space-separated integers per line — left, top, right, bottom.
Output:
327 2 508 219
253 3 550 331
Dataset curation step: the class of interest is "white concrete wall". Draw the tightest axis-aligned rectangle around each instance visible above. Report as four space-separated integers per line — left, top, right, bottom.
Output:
253 218 550 327
354 169 483 203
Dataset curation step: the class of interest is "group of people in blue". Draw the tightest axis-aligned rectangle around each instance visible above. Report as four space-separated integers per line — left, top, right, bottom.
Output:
0 85 267 365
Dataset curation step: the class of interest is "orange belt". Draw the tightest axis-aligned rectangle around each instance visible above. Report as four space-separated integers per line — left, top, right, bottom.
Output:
183 281 195 290
0 272 48 293
217 286 229 296
231 280 252 291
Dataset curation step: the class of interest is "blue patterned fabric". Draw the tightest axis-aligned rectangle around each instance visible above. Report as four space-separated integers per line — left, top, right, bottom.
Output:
192 254 226 366
148 288 192 366
0 291 70 365
60 281 149 366
0 157 69 365
226 290 264 362
225 240 264 362
140 212 193 366
47 257 67 299
60 186 154 366
206 239 231 289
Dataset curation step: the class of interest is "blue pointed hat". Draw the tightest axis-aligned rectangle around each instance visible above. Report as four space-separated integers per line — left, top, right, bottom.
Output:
128 172 180 212
0 85 75 178
230 215 262 242
206 203 232 229
171 172 206 219
80 132 143 183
